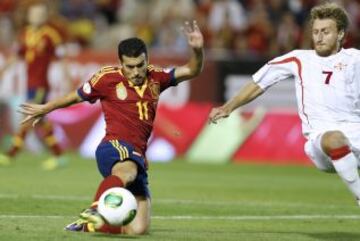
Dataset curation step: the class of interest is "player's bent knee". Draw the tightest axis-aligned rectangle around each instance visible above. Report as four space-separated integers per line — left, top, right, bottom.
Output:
123 197 150 235
321 131 349 154
111 161 138 185
123 220 149 235
124 223 149 235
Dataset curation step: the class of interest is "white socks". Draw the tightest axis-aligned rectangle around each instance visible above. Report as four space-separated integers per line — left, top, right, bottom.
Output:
332 152 360 199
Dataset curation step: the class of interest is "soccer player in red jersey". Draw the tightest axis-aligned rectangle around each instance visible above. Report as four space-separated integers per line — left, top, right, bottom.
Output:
0 2 67 170
20 20 204 234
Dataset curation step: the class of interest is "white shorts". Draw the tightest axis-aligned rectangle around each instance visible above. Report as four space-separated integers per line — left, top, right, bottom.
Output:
304 123 360 172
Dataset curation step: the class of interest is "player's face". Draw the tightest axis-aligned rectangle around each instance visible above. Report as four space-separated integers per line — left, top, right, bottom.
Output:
121 53 148 86
312 19 341 57
27 4 48 27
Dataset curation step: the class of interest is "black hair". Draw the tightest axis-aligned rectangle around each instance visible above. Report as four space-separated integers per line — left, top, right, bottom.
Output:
117 37 148 61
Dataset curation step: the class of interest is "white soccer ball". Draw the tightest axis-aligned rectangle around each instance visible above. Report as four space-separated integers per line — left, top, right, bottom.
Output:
98 187 137 226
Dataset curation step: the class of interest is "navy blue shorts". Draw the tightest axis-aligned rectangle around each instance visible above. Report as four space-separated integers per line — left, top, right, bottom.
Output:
27 88 47 104
95 140 150 198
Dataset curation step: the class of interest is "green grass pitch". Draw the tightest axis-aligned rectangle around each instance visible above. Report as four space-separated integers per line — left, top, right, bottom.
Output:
0 152 360 241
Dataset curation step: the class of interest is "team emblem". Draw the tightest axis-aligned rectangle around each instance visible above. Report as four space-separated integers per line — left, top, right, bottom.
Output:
334 62 347 71
149 82 160 99
116 82 127 100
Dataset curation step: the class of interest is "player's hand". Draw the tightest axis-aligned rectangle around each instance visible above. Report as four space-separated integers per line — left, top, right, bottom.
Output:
182 20 204 50
18 103 49 126
208 106 231 124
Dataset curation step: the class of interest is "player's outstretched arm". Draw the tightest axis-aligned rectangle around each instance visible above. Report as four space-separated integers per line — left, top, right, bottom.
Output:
19 90 83 126
208 82 264 124
174 20 204 83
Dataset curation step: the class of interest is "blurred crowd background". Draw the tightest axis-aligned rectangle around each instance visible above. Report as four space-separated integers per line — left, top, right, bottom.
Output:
0 0 359 162
0 0 359 59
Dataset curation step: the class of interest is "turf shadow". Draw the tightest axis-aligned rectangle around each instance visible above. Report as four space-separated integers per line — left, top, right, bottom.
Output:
92 233 139 239
306 231 360 241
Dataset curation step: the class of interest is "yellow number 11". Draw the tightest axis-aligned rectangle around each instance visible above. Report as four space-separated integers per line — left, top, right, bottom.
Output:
136 101 149 120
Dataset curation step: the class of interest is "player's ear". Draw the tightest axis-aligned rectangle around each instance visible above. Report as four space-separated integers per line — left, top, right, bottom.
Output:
338 30 345 42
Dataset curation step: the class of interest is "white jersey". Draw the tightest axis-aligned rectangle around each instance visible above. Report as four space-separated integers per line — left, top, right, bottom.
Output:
253 48 360 137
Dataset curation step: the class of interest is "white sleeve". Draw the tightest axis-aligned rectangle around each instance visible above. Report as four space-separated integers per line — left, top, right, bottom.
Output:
252 51 297 90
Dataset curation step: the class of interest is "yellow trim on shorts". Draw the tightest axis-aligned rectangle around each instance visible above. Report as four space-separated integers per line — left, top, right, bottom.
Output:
110 140 129 161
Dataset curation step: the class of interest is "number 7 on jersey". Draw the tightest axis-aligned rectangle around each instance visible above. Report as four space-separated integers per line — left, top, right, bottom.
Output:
322 71 333 85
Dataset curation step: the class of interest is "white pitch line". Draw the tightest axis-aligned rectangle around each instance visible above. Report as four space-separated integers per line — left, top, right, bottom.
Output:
32 194 89 201
0 193 344 208
0 194 90 201
154 199 341 208
152 215 360 220
0 214 360 221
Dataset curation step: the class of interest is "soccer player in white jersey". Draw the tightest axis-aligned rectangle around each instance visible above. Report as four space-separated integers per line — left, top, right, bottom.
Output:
209 2 360 205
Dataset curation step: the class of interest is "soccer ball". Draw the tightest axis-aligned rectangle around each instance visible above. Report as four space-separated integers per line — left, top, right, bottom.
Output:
98 187 137 226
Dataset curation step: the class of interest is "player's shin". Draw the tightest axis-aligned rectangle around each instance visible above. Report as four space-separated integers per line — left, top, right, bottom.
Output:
38 121 62 156
88 175 125 234
330 146 360 200
93 175 125 207
7 134 27 157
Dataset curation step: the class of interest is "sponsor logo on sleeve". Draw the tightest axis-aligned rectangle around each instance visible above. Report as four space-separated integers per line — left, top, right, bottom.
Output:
83 82 91 94
164 67 172 73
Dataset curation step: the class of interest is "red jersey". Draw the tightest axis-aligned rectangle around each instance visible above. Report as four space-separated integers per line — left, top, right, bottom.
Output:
18 24 63 90
77 65 176 154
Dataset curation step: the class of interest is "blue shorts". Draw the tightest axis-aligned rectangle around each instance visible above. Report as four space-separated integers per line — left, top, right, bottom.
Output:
27 88 47 104
95 140 150 198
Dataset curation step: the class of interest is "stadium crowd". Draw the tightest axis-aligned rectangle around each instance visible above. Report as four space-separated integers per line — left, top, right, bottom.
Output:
0 0 359 58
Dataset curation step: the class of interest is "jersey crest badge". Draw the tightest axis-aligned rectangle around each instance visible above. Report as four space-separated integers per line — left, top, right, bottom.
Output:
149 82 160 99
116 82 127 100
334 62 347 71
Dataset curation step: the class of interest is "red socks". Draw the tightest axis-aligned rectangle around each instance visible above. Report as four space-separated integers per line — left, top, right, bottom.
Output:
37 122 63 156
93 175 124 203
92 175 125 234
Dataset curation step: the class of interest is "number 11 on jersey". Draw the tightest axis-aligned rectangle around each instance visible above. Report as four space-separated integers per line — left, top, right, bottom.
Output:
136 101 149 120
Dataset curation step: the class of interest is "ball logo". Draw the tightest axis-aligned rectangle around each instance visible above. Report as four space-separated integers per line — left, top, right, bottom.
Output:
83 82 91 94
104 192 123 208
98 187 138 226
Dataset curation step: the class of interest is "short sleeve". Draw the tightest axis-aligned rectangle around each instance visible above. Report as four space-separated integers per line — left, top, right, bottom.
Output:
252 51 297 90
77 71 105 103
148 66 176 92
